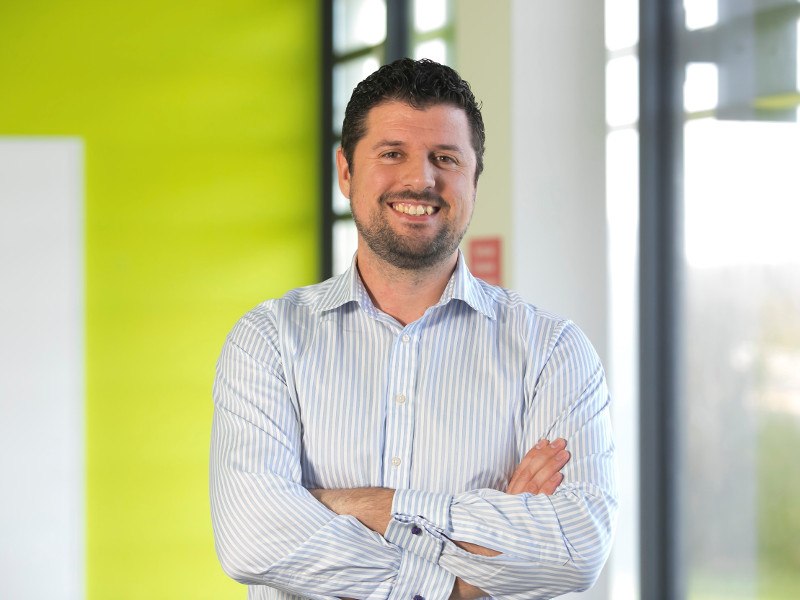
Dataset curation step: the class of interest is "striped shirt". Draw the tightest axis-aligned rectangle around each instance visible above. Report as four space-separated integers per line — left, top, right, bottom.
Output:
210 253 617 600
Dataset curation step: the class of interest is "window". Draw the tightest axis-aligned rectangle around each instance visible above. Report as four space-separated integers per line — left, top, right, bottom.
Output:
678 2 800 598
322 0 454 278
605 1 640 597
634 1 800 598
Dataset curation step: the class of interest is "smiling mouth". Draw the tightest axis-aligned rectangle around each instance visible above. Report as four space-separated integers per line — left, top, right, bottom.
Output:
390 202 439 216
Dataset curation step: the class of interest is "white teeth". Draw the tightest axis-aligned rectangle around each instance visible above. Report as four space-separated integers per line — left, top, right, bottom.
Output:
392 202 436 216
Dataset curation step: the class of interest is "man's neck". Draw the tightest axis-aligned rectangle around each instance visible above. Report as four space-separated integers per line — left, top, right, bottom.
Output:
356 250 458 326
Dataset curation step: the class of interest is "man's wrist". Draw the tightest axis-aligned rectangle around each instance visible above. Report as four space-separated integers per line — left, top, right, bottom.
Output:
449 577 488 600
310 487 395 535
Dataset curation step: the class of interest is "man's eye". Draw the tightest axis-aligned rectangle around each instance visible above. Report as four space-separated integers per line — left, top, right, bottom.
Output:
382 151 401 159
435 155 456 164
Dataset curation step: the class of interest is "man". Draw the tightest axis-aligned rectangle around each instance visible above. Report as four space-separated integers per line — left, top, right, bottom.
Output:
211 58 616 599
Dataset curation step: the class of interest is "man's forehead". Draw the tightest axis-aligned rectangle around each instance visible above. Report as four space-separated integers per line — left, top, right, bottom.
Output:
362 100 471 138
366 99 466 117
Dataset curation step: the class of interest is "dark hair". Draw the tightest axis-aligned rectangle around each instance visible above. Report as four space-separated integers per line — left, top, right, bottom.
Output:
341 58 485 181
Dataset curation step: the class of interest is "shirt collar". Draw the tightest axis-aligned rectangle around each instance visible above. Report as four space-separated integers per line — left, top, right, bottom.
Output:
314 257 360 313
448 251 497 320
315 251 497 320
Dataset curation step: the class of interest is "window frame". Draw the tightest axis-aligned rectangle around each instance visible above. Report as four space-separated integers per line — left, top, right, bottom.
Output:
320 0 454 279
320 0 412 280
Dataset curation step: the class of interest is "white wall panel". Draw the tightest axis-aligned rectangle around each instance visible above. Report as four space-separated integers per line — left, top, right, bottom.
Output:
510 0 608 356
510 5 609 598
0 138 84 599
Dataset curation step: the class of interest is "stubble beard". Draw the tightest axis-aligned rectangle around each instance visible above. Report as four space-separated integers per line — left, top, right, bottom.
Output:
351 189 471 271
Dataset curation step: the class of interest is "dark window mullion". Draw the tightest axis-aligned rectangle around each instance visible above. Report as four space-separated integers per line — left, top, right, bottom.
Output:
639 0 685 599
385 0 411 63
334 44 384 64
321 0 335 280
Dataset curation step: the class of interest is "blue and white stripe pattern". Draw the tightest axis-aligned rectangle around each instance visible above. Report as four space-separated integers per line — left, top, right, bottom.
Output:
210 252 617 599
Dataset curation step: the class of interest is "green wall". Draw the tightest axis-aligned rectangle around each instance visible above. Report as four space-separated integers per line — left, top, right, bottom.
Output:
0 1 319 597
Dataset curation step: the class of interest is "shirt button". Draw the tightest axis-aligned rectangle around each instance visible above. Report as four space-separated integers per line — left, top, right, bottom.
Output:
391 456 401 467
395 393 406 404
402 334 410 343
411 525 422 535
413 596 424 600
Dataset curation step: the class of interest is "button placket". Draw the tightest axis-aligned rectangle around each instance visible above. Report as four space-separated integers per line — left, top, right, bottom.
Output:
382 328 419 488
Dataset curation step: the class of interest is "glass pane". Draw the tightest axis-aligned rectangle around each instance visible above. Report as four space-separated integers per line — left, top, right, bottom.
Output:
333 0 386 55
605 8 641 599
606 55 639 127
606 128 641 600
684 121 800 268
414 39 447 64
680 5 800 597
681 119 800 600
333 219 358 276
605 0 639 51
684 0 718 31
684 62 719 113
333 55 381 134
413 0 448 33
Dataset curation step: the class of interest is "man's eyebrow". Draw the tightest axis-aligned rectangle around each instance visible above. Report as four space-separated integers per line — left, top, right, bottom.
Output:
371 140 466 154
433 143 465 154
371 139 405 150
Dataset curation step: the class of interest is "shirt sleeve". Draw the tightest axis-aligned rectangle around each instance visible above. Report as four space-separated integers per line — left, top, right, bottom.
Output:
210 315 455 600
384 321 618 599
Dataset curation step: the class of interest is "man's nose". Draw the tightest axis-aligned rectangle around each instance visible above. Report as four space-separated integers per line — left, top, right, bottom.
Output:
401 156 436 191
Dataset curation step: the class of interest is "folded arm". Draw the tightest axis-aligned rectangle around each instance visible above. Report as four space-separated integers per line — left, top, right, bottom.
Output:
313 322 617 599
311 439 571 600
210 318 455 599
400 323 617 599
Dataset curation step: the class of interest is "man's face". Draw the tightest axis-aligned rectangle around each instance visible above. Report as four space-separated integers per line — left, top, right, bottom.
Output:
336 100 478 271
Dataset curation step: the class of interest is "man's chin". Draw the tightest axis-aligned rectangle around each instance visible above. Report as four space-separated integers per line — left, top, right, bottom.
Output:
355 218 462 270
374 244 457 270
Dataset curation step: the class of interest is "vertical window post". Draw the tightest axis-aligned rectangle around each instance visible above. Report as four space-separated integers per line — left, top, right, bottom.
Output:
639 0 685 598
320 0 335 280
385 0 411 62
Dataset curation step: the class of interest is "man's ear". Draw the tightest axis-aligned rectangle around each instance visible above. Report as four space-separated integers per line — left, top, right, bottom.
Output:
335 147 351 199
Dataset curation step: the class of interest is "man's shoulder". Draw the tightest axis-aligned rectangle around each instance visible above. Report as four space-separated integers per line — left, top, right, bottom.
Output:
229 277 340 338
473 277 594 353
277 276 340 310
473 277 567 326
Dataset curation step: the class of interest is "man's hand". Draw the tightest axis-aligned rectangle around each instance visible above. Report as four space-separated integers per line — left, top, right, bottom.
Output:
507 438 570 495
448 439 570 600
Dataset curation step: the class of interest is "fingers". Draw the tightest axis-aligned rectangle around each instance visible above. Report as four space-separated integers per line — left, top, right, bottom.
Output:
513 439 569 494
538 472 564 496
507 438 570 496
507 438 550 494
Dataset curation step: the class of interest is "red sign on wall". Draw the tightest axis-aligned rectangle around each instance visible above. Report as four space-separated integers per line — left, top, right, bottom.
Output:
468 237 502 286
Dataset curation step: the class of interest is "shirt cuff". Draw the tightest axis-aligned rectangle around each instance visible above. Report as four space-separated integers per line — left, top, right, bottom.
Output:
385 489 453 564
392 488 453 531
387 549 455 600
